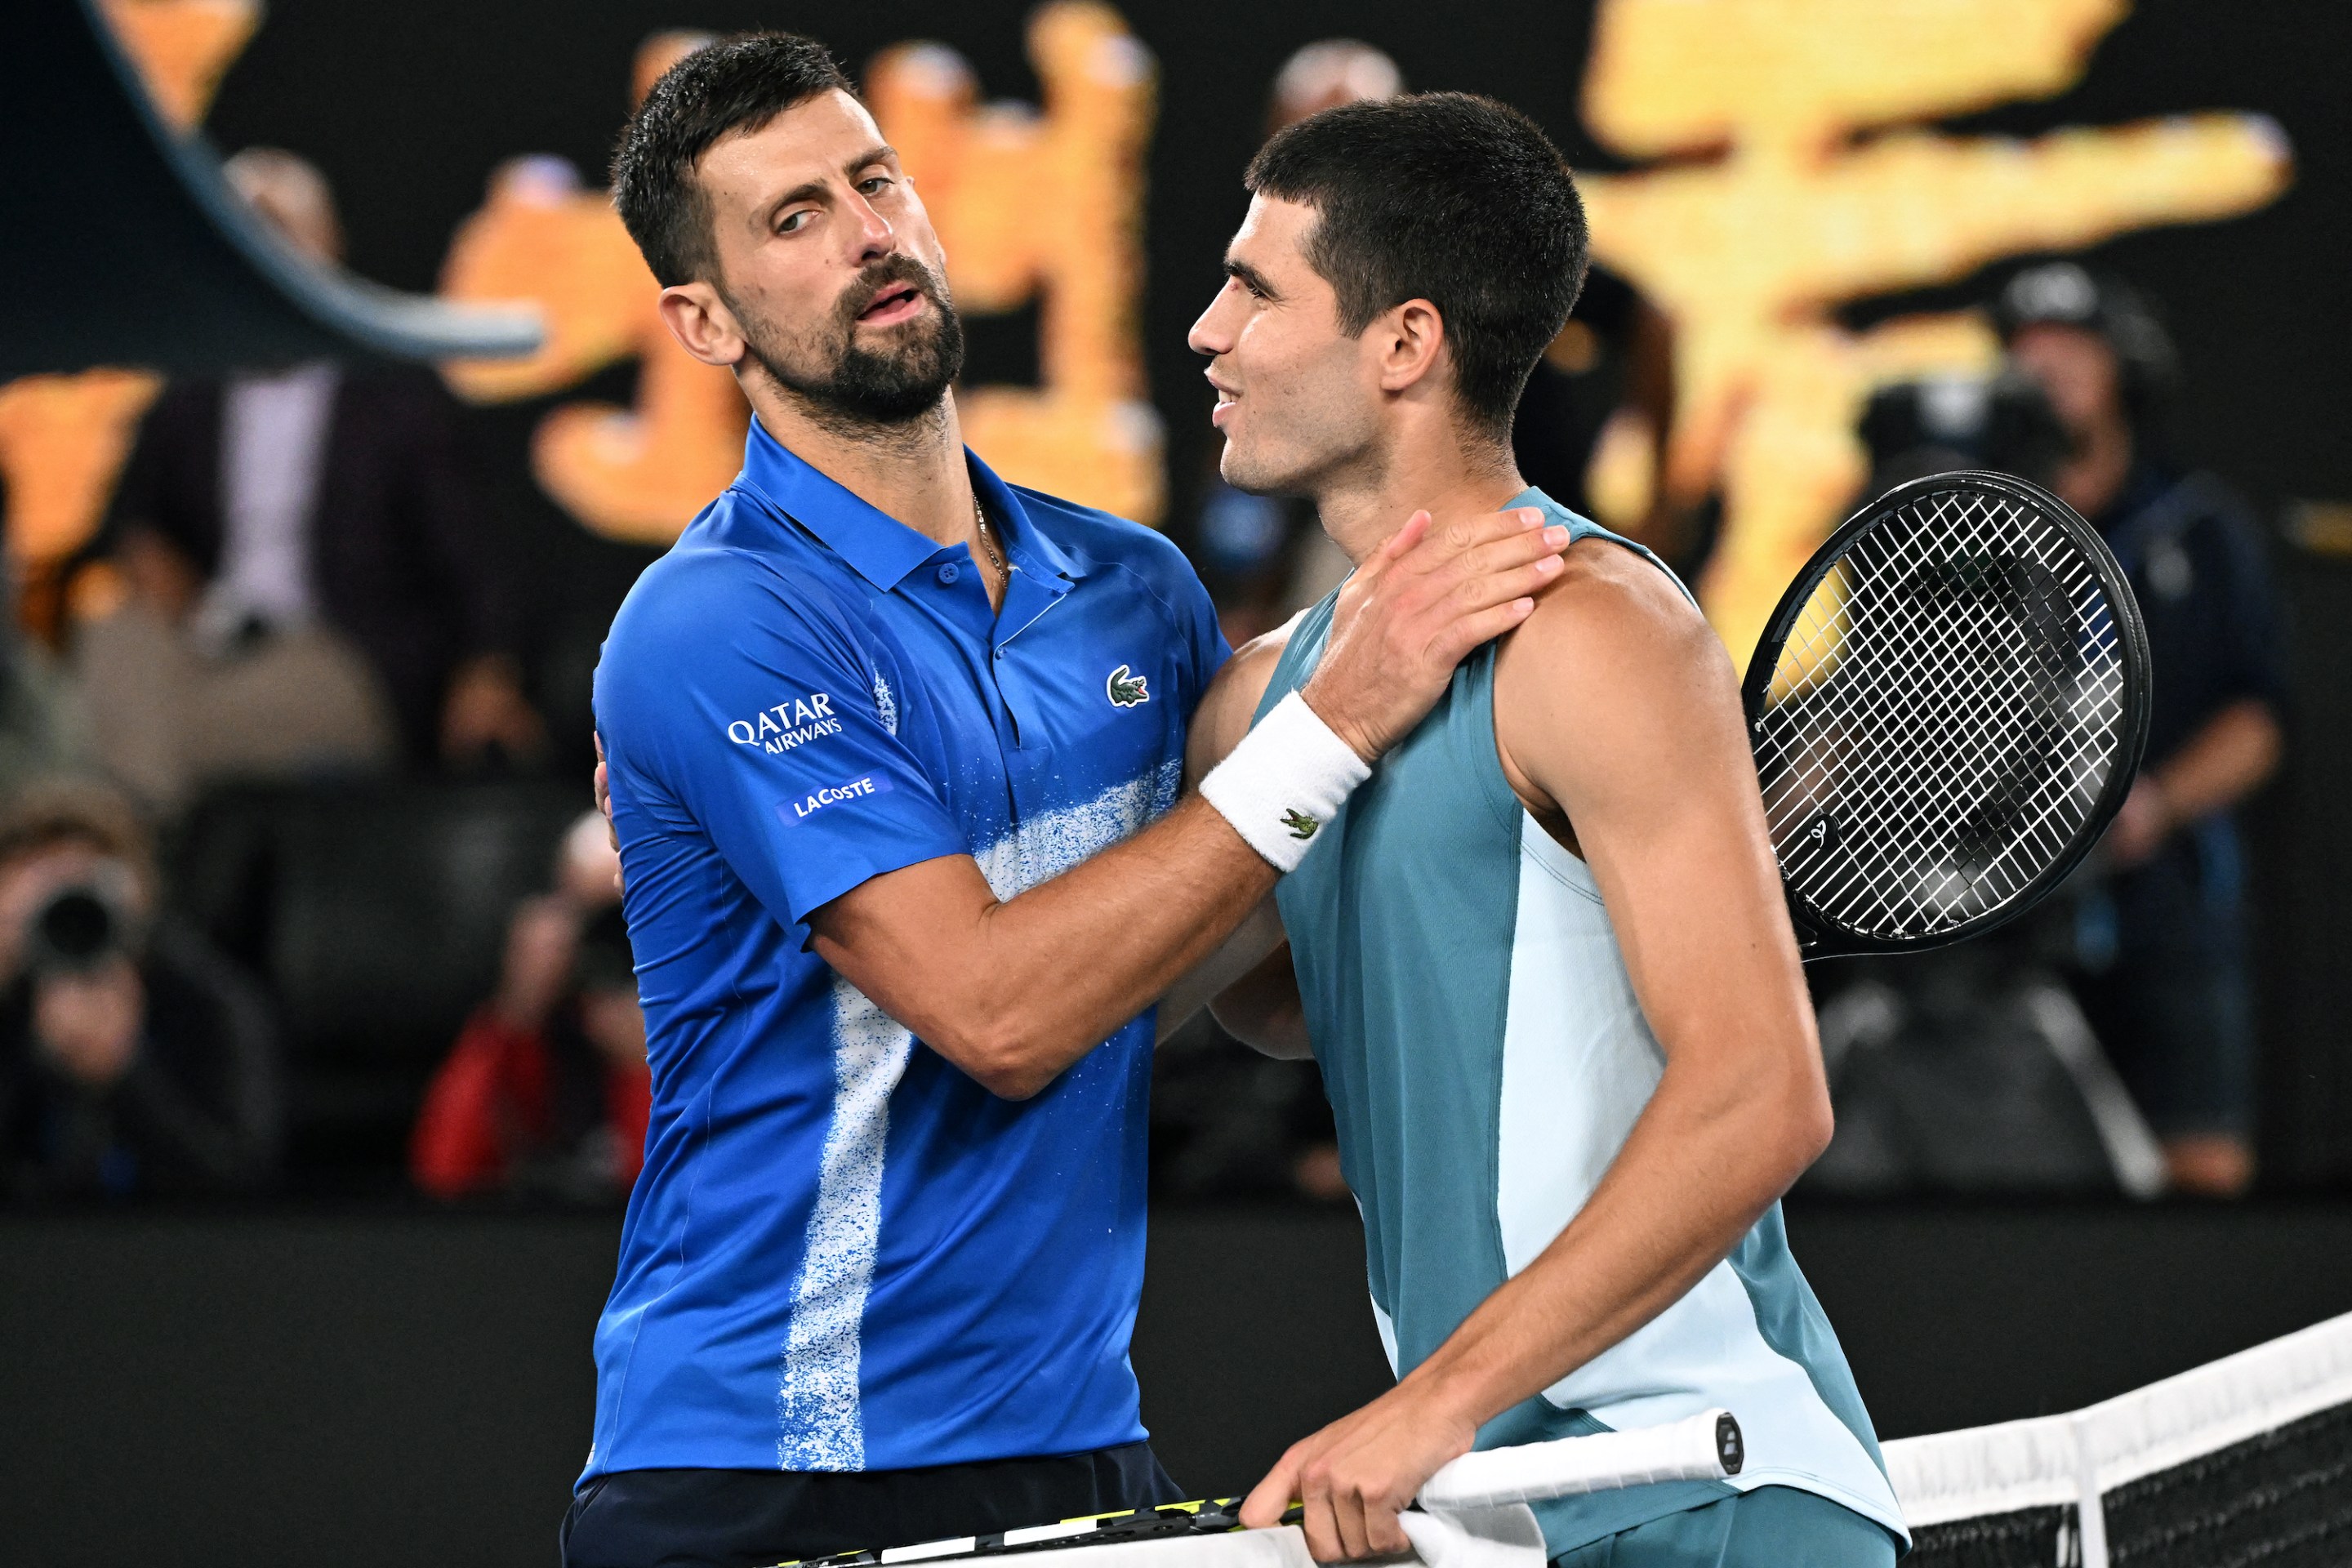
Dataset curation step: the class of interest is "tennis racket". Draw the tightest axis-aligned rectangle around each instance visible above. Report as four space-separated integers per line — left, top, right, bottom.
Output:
781 1410 1744 1566
1743 470 2150 960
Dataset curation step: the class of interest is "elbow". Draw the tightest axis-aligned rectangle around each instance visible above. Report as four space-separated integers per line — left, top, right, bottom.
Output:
967 1061 1055 1102
1717 1049 1832 1188
1778 1072 1835 1178
933 1016 1060 1102
1792 1088 1835 1170
1209 997 1312 1061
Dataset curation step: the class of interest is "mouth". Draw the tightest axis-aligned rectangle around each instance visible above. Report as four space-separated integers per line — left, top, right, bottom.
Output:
1207 375 1239 429
856 282 925 327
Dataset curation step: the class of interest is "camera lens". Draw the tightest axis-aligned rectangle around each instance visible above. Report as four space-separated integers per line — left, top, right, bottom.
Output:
33 889 116 971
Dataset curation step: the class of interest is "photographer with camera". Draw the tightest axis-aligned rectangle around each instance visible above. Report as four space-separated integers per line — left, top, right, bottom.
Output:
409 811 649 1202
1998 262 2286 1198
0 786 278 1198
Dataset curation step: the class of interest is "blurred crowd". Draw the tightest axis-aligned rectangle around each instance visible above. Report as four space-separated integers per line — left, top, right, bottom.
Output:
0 42 2287 1206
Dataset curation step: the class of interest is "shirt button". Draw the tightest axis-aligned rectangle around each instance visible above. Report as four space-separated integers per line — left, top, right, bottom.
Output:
934 562 961 586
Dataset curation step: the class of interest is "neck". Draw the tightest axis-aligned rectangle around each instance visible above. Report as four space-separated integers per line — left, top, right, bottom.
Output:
1314 431 1529 565
2056 413 2135 519
742 372 975 549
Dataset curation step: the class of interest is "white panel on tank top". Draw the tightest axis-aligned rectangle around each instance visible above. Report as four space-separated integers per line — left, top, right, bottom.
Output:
1494 814 1907 1535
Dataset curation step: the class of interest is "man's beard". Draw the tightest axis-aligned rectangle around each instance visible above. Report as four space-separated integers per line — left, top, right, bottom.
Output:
734 254 965 430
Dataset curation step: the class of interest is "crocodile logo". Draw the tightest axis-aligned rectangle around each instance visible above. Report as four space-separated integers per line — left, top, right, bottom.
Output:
1106 664 1151 707
1282 808 1320 841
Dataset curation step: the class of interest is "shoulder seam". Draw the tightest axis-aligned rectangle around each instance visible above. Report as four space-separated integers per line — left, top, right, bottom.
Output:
1094 559 1205 668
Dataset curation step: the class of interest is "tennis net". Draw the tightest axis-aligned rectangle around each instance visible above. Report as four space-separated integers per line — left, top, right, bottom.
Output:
1885 1308 2352 1566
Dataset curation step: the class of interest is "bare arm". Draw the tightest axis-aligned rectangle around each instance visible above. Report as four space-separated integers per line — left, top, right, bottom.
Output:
1155 896 1287 1045
1154 627 1301 1050
813 804 1269 1097
1154 620 1313 1058
2107 697 2282 866
809 507 1570 1098
1242 546 1829 1557
1209 937 1311 1059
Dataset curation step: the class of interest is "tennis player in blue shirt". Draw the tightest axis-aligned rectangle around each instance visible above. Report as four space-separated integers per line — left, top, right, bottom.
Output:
567 33 1575 1568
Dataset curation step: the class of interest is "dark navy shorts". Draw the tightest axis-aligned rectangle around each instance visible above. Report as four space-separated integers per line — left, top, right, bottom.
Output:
562 1442 1183 1568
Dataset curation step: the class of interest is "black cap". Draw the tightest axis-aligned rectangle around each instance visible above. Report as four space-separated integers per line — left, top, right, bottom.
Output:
1993 262 2179 423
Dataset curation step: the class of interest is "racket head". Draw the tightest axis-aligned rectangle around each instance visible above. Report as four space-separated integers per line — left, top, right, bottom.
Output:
1742 469 2150 959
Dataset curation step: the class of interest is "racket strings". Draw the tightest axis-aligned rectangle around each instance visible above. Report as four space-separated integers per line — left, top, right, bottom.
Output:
1834 550 2082 873
1766 506 2070 915
1773 513 2093 925
1753 485 2131 942
1767 497 2114 932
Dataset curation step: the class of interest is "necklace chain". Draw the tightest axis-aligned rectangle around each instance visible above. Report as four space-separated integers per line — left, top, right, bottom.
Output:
973 494 1007 576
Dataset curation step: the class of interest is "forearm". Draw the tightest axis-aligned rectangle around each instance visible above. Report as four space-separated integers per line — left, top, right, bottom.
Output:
1208 938 1312 1058
1399 1058 1824 1430
816 797 1276 1097
2151 698 2281 822
1157 898 1287 1045
811 505 1578 1099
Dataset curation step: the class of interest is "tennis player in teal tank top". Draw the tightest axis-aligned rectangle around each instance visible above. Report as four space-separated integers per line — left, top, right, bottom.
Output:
1174 96 1909 1566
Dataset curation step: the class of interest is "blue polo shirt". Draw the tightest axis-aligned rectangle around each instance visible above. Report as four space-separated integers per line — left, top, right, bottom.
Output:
586 421 1227 1481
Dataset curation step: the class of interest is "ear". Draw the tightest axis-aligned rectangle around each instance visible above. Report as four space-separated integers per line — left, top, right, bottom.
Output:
657 280 748 369
1373 297 1447 395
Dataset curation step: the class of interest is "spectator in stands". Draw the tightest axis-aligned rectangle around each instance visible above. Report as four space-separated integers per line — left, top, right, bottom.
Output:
76 147 541 815
410 812 648 1200
0 785 277 1197
1999 262 2286 1197
0 580 91 799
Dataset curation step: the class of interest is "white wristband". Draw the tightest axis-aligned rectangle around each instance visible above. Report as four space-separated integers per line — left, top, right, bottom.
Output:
1200 691 1370 873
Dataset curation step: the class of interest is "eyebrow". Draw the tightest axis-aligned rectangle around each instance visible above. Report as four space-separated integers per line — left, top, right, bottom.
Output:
1223 256 1280 300
761 145 899 226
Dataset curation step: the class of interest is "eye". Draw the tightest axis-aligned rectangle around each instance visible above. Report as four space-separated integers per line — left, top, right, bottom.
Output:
858 175 894 196
778 208 815 234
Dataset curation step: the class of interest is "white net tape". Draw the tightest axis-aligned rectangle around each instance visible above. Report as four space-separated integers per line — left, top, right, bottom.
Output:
1886 1310 2352 1567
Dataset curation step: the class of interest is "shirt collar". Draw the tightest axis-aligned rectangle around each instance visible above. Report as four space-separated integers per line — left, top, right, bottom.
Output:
736 416 1085 591
969 452 1083 585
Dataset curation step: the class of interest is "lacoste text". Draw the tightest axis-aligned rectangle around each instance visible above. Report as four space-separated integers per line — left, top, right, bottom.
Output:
782 773 894 825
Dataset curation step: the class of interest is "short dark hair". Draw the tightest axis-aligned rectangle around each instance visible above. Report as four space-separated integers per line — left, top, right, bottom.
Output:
611 32 854 287
1245 93 1588 439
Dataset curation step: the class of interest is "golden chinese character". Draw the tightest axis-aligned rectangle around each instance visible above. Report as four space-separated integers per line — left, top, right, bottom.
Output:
439 2 1163 543
0 0 258 599
1577 0 2289 658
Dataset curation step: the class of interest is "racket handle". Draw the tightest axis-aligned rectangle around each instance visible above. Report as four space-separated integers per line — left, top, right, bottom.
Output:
1416 1410 1744 1511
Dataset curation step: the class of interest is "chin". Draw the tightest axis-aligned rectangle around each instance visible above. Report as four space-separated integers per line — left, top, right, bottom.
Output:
1218 439 1310 498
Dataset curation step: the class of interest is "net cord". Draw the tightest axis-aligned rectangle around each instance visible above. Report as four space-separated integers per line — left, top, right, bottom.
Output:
1883 1309 2352 1566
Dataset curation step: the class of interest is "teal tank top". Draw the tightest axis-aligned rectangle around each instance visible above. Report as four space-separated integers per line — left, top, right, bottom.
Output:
1255 488 1908 1557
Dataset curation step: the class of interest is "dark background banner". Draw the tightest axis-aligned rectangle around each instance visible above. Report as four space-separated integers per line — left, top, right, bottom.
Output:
7 1204 2352 1566
196 0 2350 510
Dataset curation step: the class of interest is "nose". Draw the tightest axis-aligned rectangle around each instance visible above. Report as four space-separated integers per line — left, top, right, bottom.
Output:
1188 283 1237 359
844 187 895 263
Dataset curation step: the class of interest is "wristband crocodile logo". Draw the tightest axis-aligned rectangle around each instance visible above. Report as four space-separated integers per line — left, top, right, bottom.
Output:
1281 808 1320 841
1106 665 1151 707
